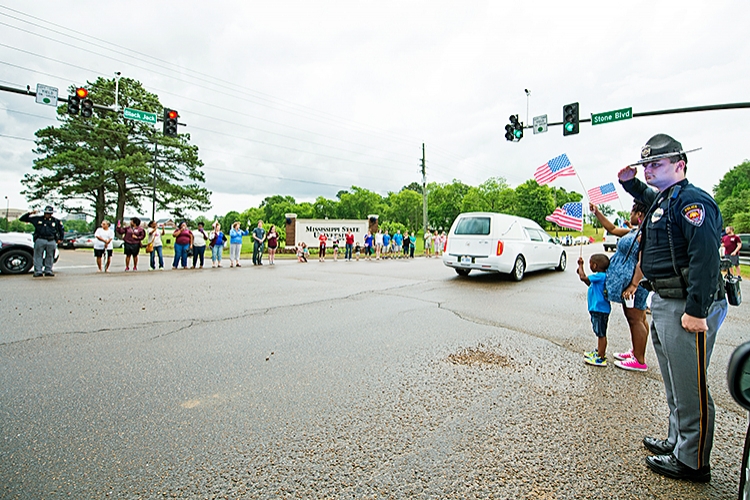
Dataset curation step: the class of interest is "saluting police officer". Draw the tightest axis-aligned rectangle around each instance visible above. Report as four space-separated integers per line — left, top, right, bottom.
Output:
618 134 728 483
19 205 64 277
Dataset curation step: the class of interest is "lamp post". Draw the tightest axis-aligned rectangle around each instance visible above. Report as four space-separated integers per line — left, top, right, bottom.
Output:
524 89 531 127
4 196 8 231
114 72 122 112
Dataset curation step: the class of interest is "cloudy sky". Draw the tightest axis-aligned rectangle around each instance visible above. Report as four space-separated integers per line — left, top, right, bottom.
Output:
1 0 748 219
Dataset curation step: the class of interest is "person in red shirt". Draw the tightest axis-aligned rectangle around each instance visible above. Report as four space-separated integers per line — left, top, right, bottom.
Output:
116 217 146 271
721 226 743 277
345 231 355 261
318 233 328 262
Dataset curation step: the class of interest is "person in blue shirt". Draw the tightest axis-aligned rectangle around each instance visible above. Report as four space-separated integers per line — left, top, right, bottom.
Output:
576 253 611 366
393 230 403 258
209 222 226 268
229 221 249 267
382 231 391 259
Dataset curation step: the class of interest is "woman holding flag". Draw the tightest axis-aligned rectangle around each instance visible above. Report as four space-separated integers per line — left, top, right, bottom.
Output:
589 201 651 371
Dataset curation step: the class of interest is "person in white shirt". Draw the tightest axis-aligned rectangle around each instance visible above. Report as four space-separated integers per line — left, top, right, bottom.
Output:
424 230 433 257
147 221 165 270
94 220 115 272
191 222 209 269
375 229 384 260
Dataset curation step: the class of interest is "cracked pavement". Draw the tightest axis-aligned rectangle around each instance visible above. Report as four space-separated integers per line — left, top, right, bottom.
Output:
1 248 749 498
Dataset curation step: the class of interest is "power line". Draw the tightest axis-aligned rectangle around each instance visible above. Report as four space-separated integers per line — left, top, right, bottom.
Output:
0 7 487 167
0 105 414 191
0 132 34 142
0 60 417 175
0 7 424 148
0 23 418 148
0 47 423 170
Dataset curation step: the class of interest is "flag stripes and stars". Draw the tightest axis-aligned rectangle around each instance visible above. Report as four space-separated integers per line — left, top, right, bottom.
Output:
587 182 619 205
545 202 584 232
534 153 576 185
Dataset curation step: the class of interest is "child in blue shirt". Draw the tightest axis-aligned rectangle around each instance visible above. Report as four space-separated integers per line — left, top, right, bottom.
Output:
576 254 611 366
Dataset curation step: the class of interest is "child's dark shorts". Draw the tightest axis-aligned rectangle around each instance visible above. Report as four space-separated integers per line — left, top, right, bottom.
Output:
589 311 609 338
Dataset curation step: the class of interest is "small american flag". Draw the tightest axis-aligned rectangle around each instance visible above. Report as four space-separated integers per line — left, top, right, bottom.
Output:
587 183 619 205
534 153 576 185
546 202 584 232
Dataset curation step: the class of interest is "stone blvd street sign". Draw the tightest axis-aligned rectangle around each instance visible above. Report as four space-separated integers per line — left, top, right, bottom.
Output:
591 107 632 126
123 107 157 125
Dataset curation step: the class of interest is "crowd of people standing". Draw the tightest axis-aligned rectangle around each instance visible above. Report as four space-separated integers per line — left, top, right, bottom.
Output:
299 228 446 263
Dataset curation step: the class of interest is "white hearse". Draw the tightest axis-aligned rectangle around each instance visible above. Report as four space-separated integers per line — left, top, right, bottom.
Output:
442 212 566 281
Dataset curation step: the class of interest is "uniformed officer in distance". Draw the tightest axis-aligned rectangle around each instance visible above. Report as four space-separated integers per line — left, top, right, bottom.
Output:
618 134 727 482
19 205 64 277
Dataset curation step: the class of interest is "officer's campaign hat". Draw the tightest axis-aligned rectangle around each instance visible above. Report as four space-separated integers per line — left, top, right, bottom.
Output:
43 205 54 214
632 134 689 165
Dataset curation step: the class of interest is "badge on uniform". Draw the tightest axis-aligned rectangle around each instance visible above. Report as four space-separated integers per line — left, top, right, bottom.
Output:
682 203 705 226
651 207 664 223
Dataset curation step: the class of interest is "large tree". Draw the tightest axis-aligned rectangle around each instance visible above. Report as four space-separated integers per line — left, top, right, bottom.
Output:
514 180 555 227
427 180 470 230
337 186 384 219
714 160 750 229
386 188 422 230
22 77 210 226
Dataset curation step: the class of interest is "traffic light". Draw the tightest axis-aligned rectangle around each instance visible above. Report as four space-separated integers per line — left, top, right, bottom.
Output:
163 109 178 137
81 97 93 118
505 114 523 142
67 88 89 116
563 102 579 136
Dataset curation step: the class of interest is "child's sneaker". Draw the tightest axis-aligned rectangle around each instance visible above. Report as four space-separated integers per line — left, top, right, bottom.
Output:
613 349 633 361
615 358 648 372
585 355 607 367
584 350 599 360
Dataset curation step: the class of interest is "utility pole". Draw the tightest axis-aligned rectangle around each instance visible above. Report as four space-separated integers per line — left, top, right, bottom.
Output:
152 141 158 221
421 143 428 236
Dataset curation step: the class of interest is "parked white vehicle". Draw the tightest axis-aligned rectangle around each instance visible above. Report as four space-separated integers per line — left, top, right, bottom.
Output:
0 230 59 274
442 212 566 281
603 231 620 252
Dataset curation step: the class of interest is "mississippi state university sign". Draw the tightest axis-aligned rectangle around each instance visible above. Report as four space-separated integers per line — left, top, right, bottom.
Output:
294 219 369 247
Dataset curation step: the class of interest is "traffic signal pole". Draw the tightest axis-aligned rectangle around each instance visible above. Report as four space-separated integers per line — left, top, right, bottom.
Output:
530 102 750 130
0 83 186 125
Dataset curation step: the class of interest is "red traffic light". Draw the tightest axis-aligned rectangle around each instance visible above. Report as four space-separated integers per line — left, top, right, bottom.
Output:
75 88 88 99
167 110 178 120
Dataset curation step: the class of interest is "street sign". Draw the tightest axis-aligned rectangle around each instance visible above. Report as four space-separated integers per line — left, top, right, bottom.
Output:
591 107 632 126
533 114 548 134
35 84 58 107
123 107 157 125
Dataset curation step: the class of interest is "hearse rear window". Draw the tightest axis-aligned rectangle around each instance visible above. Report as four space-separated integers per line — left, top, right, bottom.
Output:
454 217 491 235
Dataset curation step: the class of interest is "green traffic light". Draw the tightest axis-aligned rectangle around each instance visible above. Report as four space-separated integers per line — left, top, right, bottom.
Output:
565 122 574 132
514 129 522 138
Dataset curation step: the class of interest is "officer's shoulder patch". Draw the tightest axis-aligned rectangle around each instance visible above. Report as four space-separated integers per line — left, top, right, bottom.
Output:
682 203 705 226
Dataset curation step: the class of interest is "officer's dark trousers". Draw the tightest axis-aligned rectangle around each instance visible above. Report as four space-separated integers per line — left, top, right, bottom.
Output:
650 295 727 469
33 238 56 274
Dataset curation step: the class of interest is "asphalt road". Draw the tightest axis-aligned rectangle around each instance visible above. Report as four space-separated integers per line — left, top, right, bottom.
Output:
1 247 749 499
